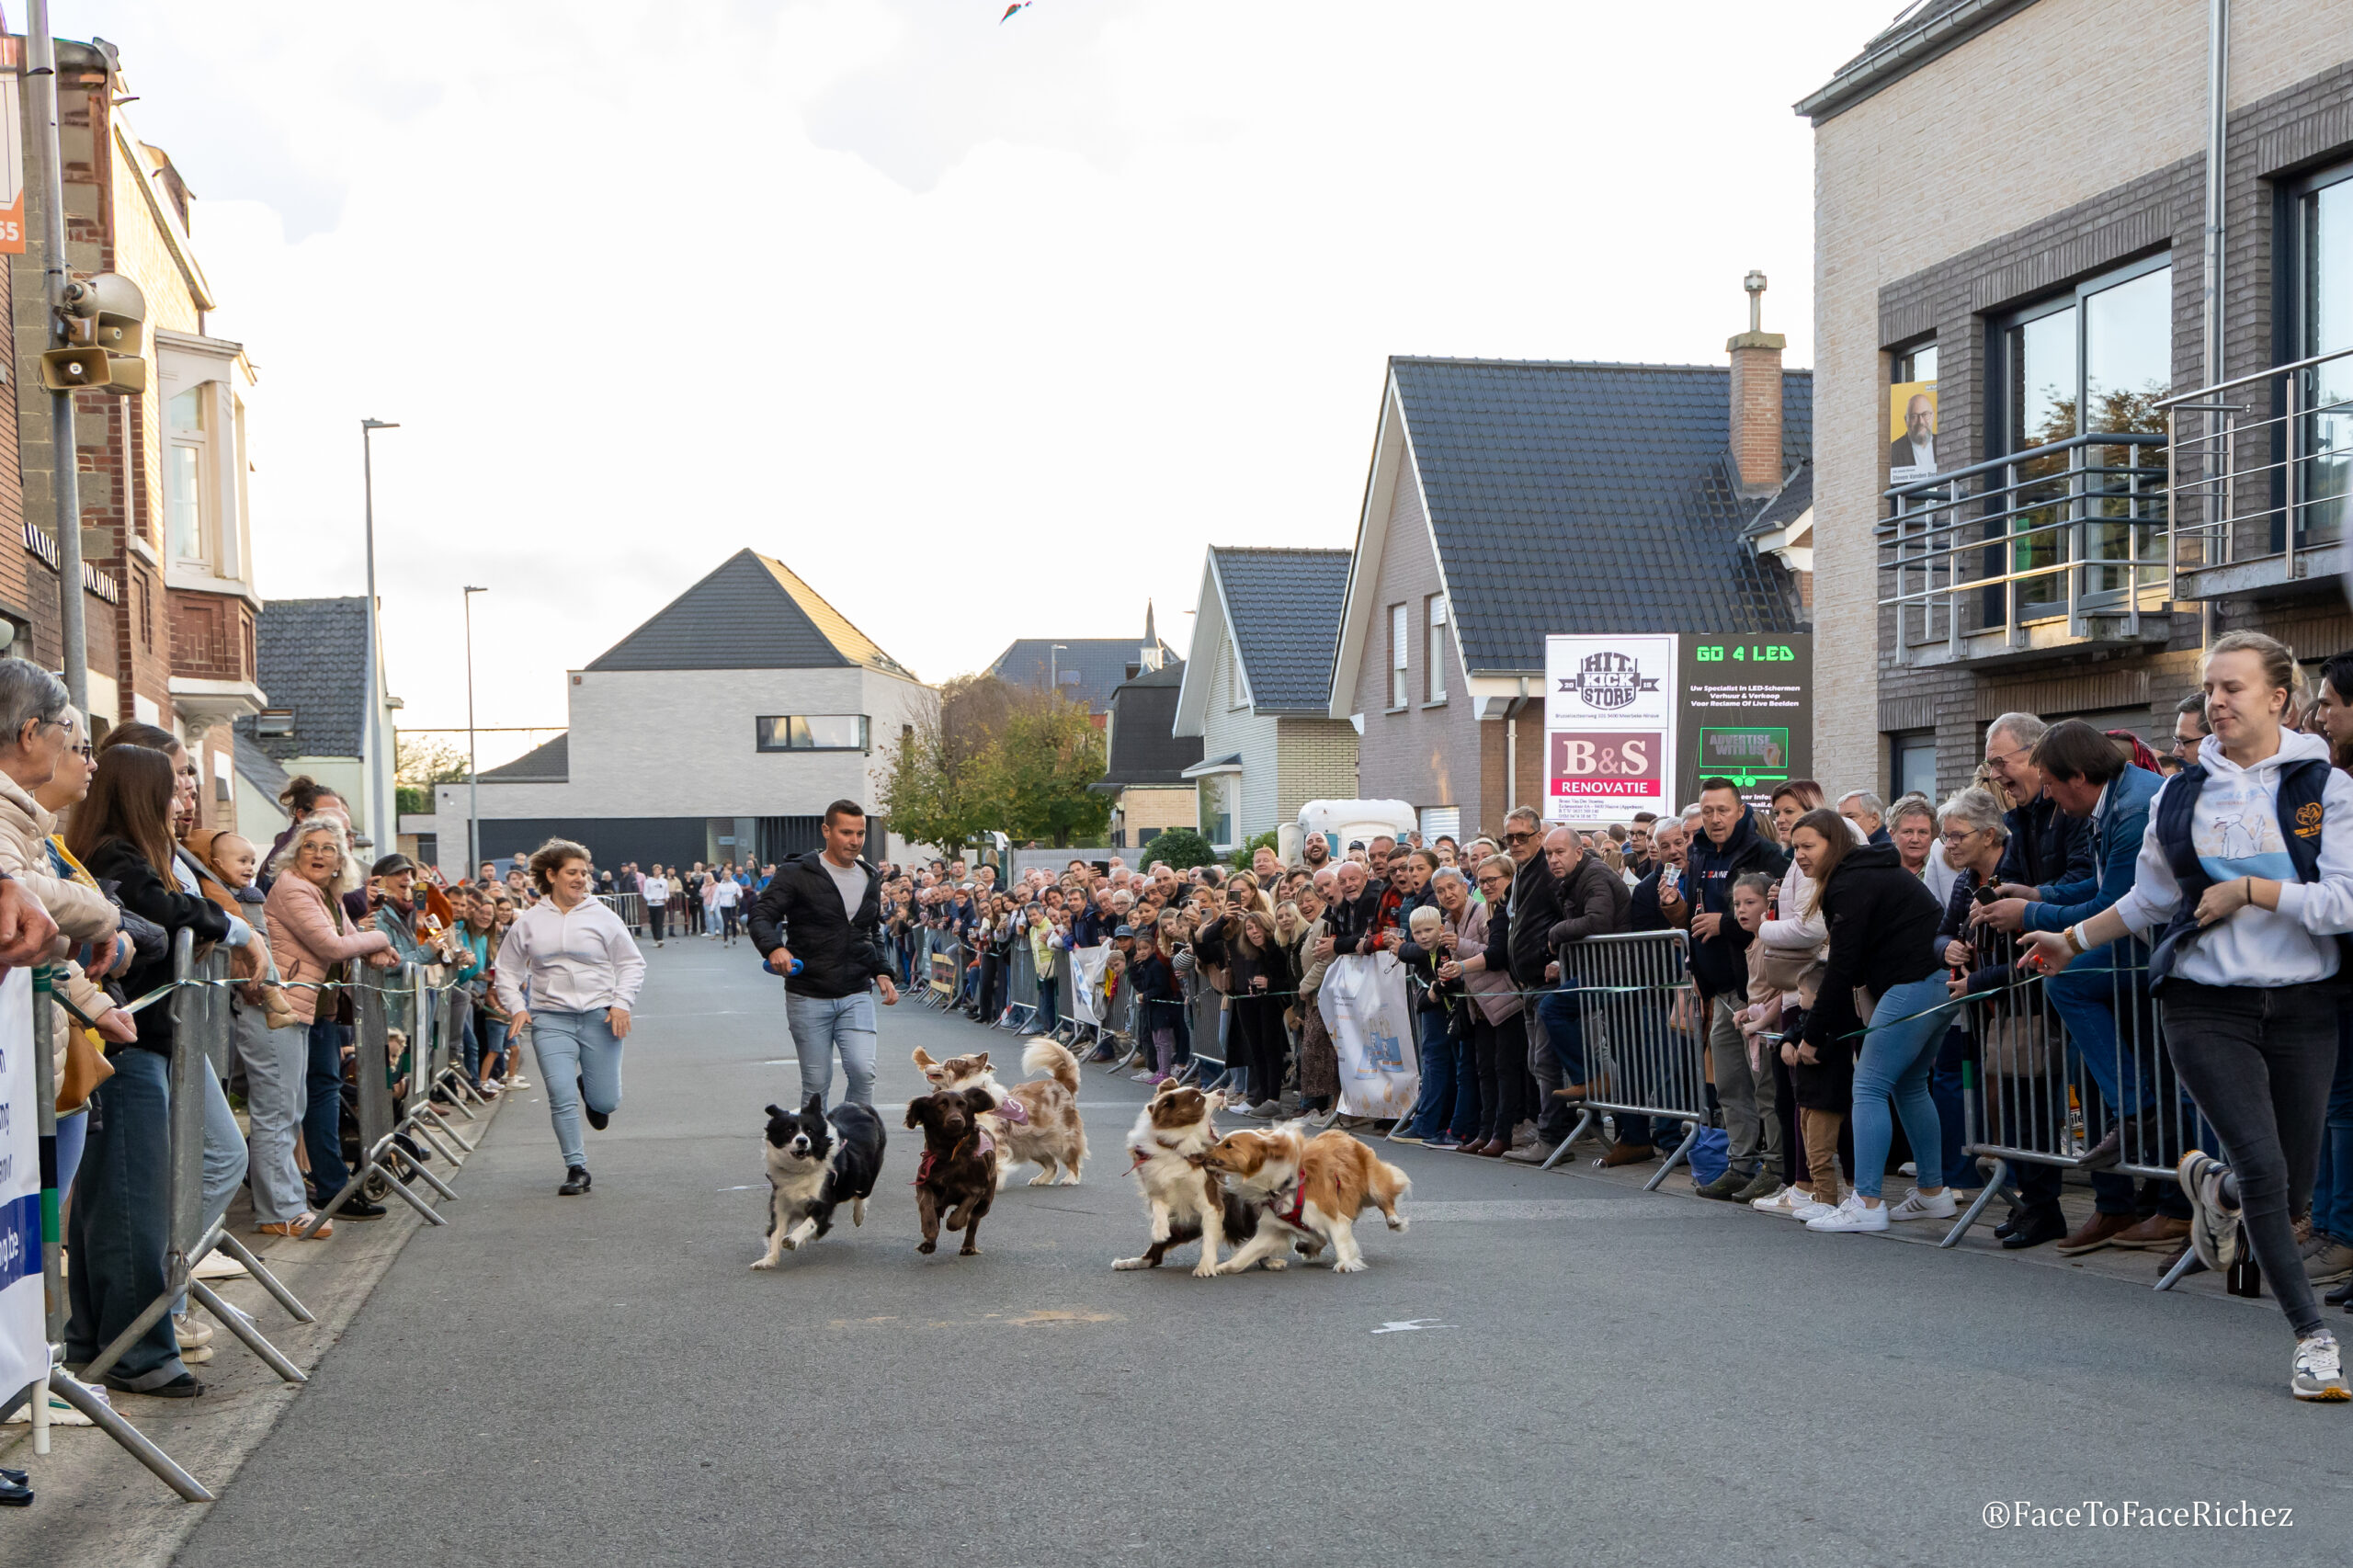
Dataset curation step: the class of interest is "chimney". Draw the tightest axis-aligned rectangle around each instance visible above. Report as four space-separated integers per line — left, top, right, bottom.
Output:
1727 269 1786 495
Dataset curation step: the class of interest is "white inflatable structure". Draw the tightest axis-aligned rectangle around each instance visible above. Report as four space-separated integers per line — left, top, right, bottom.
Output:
1281 798 1419 864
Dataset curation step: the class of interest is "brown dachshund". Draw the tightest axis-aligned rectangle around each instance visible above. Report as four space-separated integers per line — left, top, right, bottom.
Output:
904 1088 1000 1256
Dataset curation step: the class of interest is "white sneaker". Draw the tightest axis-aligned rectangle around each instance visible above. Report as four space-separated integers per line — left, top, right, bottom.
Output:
1806 1195 1890 1233
1 1375 103 1426
1888 1187 1957 1221
173 1312 213 1348
1898 1161 1917 1177
2293 1332 2350 1402
1747 1185 1805 1216
1791 1199 1841 1222
191 1251 247 1281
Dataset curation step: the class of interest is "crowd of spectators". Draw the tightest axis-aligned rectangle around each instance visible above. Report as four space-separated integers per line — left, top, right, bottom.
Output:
875 631 2353 1401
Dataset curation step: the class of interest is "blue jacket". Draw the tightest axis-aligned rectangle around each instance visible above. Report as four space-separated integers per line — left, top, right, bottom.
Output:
2022 765 2163 933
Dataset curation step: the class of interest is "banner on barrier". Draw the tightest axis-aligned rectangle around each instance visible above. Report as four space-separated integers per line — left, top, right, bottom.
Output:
1318 953 1417 1119
0 970 40 1409
1069 944 1111 1027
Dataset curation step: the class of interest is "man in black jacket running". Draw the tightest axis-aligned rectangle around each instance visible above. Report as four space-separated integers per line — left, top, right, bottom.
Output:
748 800 899 1106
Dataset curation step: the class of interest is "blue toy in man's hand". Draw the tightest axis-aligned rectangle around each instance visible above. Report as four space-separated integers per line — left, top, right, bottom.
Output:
762 951 802 976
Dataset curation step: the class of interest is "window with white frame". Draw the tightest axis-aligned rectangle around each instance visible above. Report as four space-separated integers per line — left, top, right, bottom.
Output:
755 714 870 751
1389 603 1408 708
1425 594 1447 702
166 388 206 562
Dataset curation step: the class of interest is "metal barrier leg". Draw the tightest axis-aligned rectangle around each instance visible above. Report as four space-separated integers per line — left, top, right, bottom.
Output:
404 1112 469 1165
211 1232 315 1324
186 1278 306 1384
1540 1108 1598 1170
389 1140 461 1202
46 1371 213 1502
1940 1157 2014 1248
1645 1120 1702 1192
75 1276 181 1384
2154 1247 2201 1292
412 1103 479 1153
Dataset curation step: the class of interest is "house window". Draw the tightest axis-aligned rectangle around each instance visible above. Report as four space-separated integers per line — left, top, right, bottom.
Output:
166 387 207 563
1889 730 1937 803
1994 254 2172 615
1388 603 1408 709
1424 595 1447 703
1198 774 1235 847
2291 163 2353 547
755 714 870 752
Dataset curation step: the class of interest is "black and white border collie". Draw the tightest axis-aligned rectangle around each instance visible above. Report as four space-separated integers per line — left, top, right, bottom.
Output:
753 1095 887 1269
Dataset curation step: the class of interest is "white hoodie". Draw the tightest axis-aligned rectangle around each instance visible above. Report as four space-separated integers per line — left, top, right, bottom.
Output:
2109 728 2353 988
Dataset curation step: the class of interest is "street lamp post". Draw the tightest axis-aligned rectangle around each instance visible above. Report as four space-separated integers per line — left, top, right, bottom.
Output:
463 585 486 876
360 418 398 852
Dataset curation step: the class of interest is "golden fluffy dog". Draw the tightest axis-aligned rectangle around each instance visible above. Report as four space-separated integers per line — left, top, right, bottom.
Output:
912 1040 1088 1187
1202 1125 1410 1275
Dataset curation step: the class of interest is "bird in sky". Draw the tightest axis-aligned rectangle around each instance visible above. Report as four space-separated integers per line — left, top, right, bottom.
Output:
1001 2 1031 19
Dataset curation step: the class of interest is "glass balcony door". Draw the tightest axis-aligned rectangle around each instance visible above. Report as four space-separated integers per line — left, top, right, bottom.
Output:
2297 168 2352 548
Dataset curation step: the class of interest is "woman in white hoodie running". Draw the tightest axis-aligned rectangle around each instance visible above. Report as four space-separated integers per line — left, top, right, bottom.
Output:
2024 631 2353 1402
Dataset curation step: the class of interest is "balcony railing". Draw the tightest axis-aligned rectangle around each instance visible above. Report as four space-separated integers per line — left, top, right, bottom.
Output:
2157 343 2353 600
21 520 123 604
1877 430 2171 666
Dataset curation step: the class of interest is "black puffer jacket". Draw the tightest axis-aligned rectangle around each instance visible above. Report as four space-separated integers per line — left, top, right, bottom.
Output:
1508 854 1562 989
1801 845 1945 1053
746 850 891 999
85 837 233 1058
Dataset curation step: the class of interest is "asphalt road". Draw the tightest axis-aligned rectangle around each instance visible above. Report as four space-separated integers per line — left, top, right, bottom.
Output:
174 934 2352 1568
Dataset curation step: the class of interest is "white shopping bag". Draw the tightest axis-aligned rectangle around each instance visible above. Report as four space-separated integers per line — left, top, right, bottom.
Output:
1317 952 1419 1119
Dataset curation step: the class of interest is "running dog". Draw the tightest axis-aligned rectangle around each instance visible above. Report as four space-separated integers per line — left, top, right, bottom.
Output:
752 1096 887 1269
905 1087 1000 1256
1202 1125 1410 1275
1112 1080 1252 1277
911 1040 1088 1187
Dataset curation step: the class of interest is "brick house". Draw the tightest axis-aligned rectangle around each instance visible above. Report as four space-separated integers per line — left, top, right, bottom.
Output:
1092 653 1200 849
1800 0 2353 798
1324 325 1813 842
7 37 264 824
1171 547 1358 852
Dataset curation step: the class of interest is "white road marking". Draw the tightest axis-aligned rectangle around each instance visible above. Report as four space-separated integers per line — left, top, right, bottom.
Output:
1371 1319 1455 1334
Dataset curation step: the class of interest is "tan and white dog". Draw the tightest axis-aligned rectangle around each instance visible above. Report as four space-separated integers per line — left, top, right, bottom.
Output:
1111 1080 1245 1277
912 1040 1088 1187
1201 1125 1410 1275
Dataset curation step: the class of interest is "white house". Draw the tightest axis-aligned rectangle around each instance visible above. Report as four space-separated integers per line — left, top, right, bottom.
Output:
426 549 931 875
1171 546 1358 852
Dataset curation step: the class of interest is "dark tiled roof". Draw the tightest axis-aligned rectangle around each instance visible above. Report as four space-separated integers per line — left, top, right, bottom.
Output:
1391 358 1809 672
990 638 1172 714
587 550 912 676
233 733 291 815
1745 460 1813 537
246 597 369 761
481 732 569 783
1213 547 1351 712
1101 659 1199 786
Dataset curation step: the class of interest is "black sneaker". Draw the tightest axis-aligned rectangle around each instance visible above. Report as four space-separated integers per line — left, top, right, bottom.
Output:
338 1198 388 1221
559 1165 592 1196
579 1076 609 1131
103 1371 202 1399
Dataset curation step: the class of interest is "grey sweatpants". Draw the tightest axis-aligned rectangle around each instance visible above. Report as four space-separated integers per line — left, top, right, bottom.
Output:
233 999 310 1224
1709 995 1780 1177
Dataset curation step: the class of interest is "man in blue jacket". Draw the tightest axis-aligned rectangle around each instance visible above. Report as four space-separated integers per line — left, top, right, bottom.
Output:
1975 720 2186 1253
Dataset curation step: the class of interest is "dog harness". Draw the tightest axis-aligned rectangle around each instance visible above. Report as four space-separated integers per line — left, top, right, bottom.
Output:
1124 1136 1206 1176
1265 1175 1309 1229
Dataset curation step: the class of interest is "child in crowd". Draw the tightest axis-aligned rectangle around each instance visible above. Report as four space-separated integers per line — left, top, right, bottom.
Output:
1732 871 1845 1217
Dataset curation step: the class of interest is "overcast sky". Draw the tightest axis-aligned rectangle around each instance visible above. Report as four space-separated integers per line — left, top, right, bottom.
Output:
71 0 1891 766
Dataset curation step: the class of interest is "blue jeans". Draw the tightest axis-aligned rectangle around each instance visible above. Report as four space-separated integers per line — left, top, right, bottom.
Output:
785 990 878 1108
481 1016 511 1077
1849 976 1949 1199
1034 977 1058 1034
1535 988 1588 1087
302 1018 352 1201
2313 1013 2353 1243
530 1009 626 1170
1929 1024 1971 1188
65 1049 185 1389
1404 1011 1457 1139
178 1070 248 1312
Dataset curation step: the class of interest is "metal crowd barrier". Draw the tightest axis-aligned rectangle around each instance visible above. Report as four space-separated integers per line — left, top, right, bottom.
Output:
1179 971 1231 1091
1544 931 1707 1190
597 891 647 932
303 961 477 1234
1939 925 2209 1287
1002 941 1040 1032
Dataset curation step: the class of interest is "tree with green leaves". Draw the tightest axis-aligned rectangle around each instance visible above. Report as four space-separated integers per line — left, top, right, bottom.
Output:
873 676 1004 857
394 734 471 817
1141 826 1217 870
993 687 1109 848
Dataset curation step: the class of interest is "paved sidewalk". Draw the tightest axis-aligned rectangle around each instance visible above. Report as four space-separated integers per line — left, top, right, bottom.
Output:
1 1091 506 1568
